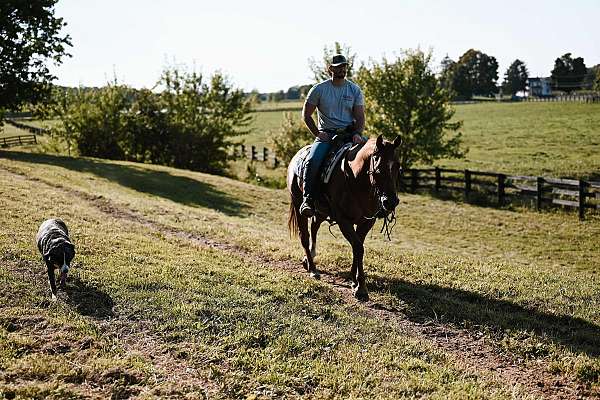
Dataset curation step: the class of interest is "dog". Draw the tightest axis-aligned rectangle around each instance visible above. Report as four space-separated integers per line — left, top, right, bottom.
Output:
36 218 76 299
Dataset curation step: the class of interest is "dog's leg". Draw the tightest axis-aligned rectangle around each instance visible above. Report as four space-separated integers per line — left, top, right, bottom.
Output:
46 261 58 300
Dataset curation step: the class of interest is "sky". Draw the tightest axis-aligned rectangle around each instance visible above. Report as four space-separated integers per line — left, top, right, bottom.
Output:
49 0 600 93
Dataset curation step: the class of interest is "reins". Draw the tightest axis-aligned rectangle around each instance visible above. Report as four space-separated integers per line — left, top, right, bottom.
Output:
362 150 398 241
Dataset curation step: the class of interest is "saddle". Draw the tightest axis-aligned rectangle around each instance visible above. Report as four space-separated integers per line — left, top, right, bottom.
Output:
295 132 363 197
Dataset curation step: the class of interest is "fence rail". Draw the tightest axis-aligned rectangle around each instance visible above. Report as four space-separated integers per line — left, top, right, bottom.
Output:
399 167 599 220
0 134 37 148
5 119 49 135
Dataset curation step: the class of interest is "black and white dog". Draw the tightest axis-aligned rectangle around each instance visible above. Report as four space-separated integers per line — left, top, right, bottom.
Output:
36 219 76 299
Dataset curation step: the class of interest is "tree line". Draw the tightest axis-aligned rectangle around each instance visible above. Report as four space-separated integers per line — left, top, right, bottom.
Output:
262 47 600 102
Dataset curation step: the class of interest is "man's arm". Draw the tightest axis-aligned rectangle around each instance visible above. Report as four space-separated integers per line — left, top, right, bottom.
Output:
352 104 366 143
303 102 329 141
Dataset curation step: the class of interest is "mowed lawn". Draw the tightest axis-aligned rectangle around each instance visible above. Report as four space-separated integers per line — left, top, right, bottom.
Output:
0 150 599 397
246 101 600 180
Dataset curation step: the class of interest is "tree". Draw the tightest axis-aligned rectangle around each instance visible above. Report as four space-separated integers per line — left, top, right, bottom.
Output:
502 59 529 96
308 42 357 82
0 0 72 111
551 53 587 93
457 49 499 97
583 64 600 90
438 55 472 100
595 68 600 92
355 50 465 170
438 55 456 91
157 68 252 173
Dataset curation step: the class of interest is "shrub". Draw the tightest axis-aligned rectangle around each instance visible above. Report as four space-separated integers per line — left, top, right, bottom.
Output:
40 67 252 174
268 112 313 166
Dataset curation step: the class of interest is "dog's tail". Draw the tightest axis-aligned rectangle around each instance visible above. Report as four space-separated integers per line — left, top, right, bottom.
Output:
288 193 300 238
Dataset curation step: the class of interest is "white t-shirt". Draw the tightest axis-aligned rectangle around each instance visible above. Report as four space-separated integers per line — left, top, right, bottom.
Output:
306 79 364 131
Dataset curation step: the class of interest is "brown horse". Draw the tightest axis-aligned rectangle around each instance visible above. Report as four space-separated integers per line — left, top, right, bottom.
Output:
287 134 402 300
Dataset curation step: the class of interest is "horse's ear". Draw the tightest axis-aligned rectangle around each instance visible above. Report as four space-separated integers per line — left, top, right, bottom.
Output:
393 135 402 148
376 134 384 150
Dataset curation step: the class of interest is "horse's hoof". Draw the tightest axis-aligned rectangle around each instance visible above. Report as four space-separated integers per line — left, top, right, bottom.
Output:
302 257 309 271
309 271 320 279
353 288 369 302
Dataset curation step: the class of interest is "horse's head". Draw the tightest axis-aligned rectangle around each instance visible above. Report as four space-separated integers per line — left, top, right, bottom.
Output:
370 134 402 213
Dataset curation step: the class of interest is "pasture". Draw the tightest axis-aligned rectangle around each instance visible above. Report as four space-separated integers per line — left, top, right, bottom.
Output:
248 102 600 180
0 148 599 398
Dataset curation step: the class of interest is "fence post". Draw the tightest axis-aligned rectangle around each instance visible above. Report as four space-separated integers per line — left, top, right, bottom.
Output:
251 145 257 161
410 169 418 193
497 173 505 205
464 169 471 199
274 156 279 168
579 180 587 221
240 144 246 158
536 177 544 210
262 147 268 162
435 167 441 192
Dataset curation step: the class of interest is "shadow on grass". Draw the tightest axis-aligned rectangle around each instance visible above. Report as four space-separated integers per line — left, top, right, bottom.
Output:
65 276 114 320
368 274 600 358
0 150 247 216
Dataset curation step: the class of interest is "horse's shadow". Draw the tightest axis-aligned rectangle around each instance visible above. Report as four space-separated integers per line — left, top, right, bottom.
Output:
64 276 114 320
361 274 600 358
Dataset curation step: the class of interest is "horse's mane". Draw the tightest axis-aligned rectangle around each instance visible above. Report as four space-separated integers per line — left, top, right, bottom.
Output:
350 138 377 178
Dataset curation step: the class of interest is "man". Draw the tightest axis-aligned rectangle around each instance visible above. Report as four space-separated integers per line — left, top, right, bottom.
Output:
300 54 366 217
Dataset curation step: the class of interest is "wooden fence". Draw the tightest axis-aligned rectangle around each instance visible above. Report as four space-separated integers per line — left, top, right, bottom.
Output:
525 95 600 103
399 167 600 220
5 119 49 135
0 134 37 148
235 144 280 167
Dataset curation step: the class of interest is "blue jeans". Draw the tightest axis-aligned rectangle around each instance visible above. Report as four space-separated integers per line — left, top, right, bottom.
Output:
303 134 332 199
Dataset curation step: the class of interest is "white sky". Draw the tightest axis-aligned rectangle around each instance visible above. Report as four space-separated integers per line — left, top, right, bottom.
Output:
50 0 600 93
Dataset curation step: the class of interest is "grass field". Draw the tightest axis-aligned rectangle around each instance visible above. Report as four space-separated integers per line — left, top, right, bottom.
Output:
0 149 599 398
246 102 600 180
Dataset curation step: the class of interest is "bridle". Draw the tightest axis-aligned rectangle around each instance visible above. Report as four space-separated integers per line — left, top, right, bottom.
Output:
365 150 397 240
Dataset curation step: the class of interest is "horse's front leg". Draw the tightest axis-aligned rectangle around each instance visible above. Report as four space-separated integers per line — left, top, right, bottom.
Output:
338 221 369 301
354 219 377 297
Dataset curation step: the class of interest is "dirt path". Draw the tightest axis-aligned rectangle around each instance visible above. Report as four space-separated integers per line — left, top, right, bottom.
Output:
1 166 596 399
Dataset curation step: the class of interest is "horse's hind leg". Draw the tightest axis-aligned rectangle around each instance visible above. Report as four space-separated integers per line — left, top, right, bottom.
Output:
299 216 319 278
309 216 325 259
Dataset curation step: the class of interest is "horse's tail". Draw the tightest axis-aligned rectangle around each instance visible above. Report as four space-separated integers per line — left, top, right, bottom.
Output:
288 193 300 238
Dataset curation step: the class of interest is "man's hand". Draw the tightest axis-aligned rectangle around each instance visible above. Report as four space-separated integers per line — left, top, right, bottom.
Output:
352 133 366 144
317 131 330 142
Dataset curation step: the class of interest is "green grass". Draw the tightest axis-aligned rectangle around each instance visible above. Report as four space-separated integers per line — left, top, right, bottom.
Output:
0 149 599 397
244 102 600 180
439 102 600 179
244 109 302 147
0 152 518 398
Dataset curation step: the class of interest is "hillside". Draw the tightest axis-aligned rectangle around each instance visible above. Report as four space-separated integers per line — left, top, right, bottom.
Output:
0 150 599 398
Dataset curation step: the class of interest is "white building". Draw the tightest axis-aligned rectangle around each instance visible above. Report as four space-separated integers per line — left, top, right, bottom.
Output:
527 77 552 97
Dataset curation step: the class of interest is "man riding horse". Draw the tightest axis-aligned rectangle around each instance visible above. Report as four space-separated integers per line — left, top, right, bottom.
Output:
300 54 366 217
288 54 402 300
